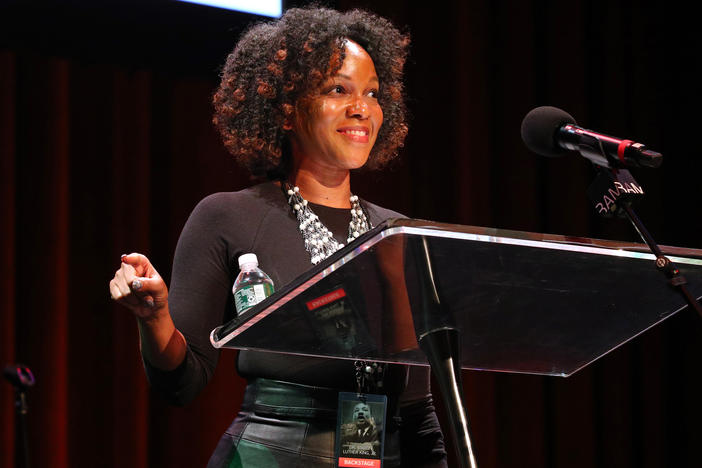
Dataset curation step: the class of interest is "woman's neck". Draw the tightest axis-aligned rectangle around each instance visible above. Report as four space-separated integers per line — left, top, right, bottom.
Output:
288 167 352 209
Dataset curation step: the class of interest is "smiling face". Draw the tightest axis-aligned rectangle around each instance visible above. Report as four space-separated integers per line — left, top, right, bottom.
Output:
289 40 383 174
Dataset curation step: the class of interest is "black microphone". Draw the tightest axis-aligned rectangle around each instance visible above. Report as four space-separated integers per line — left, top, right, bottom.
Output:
3 364 35 390
521 106 662 168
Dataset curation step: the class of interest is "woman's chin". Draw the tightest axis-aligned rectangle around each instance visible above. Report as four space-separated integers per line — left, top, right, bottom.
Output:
342 153 371 170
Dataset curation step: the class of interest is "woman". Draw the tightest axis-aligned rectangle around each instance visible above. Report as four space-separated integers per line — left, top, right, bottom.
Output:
109 7 447 467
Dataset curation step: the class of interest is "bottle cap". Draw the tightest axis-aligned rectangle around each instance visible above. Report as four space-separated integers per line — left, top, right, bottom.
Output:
238 253 259 268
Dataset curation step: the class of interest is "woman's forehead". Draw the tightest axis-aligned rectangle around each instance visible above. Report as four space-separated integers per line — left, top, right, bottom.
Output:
328 40 377 82
342 39 365 55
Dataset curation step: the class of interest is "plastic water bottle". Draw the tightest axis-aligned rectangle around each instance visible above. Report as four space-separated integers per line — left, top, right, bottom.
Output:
233 253 275 315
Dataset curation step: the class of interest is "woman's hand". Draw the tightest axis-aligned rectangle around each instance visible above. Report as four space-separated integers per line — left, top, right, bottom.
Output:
110 253 185 370
110 253 168 320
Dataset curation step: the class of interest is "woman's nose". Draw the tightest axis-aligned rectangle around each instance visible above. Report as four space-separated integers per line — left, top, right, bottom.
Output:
347 98 369 118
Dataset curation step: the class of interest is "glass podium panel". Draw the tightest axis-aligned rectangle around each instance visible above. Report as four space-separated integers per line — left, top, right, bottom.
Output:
211 219 702 377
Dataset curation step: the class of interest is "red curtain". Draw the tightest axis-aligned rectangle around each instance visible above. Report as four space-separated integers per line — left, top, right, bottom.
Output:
2 1 702 467
0 51 253 467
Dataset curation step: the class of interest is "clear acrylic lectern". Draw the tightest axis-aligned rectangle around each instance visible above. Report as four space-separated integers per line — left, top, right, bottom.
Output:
211 219 702 467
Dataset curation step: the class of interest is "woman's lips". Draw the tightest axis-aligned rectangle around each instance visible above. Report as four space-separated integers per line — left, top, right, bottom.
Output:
338 127 370 143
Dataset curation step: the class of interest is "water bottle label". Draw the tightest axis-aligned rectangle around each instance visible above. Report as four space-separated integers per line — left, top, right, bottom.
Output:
234 284 269 314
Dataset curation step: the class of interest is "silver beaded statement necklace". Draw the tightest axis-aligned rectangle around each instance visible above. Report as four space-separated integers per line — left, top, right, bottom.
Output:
284 182 372 265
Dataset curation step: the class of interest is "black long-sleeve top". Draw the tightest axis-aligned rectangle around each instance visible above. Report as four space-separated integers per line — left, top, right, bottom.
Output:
144 182 428 406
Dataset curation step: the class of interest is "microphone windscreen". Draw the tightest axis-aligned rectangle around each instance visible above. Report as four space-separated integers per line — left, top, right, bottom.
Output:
521 106 577 157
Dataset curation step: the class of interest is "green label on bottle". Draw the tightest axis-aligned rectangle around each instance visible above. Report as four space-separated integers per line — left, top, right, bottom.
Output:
234 284 273 314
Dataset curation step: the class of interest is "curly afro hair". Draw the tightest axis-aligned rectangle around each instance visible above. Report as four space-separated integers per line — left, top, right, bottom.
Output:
213 6 410 180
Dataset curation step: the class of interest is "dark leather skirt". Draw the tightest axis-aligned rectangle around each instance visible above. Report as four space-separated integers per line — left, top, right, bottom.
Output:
206 379 447 468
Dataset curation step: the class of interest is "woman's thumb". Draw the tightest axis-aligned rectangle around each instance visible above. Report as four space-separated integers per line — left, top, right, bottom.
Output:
130 275 164 294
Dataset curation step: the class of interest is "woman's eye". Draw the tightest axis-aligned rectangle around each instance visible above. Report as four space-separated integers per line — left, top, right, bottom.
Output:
330 85 345 94
368 89 379 98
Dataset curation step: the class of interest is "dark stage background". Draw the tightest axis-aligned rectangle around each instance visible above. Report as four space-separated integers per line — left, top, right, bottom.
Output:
2 1 702 467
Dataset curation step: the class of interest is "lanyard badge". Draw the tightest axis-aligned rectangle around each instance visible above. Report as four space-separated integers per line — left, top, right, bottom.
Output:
335 392 387 468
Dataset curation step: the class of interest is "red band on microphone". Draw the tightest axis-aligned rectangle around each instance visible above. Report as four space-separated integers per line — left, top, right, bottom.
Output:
617 139 633 162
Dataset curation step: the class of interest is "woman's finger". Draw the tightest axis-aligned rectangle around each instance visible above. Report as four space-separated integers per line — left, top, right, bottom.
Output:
128 278 155 308
130 275 162 293
120 260 136 275
111 280 144 308
121 253 154 278
140 294 155 308
114 268 134 297
109 280 122 300
110 281 140 306
130 276 165 309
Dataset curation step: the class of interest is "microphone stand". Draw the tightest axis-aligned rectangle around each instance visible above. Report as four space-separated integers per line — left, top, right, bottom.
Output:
586 166 702 317
3 364 35 468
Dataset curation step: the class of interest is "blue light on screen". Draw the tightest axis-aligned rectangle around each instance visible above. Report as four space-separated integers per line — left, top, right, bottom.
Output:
176 0 282 17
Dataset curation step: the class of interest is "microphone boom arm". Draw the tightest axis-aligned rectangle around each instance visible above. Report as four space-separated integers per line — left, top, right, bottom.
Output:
587 165 702 317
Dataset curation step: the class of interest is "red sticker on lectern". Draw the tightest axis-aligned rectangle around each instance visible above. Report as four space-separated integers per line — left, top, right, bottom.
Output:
339 458 381 467
306 288 346 310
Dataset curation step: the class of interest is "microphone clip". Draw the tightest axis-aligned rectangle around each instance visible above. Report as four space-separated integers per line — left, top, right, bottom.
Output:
586 167 645 218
